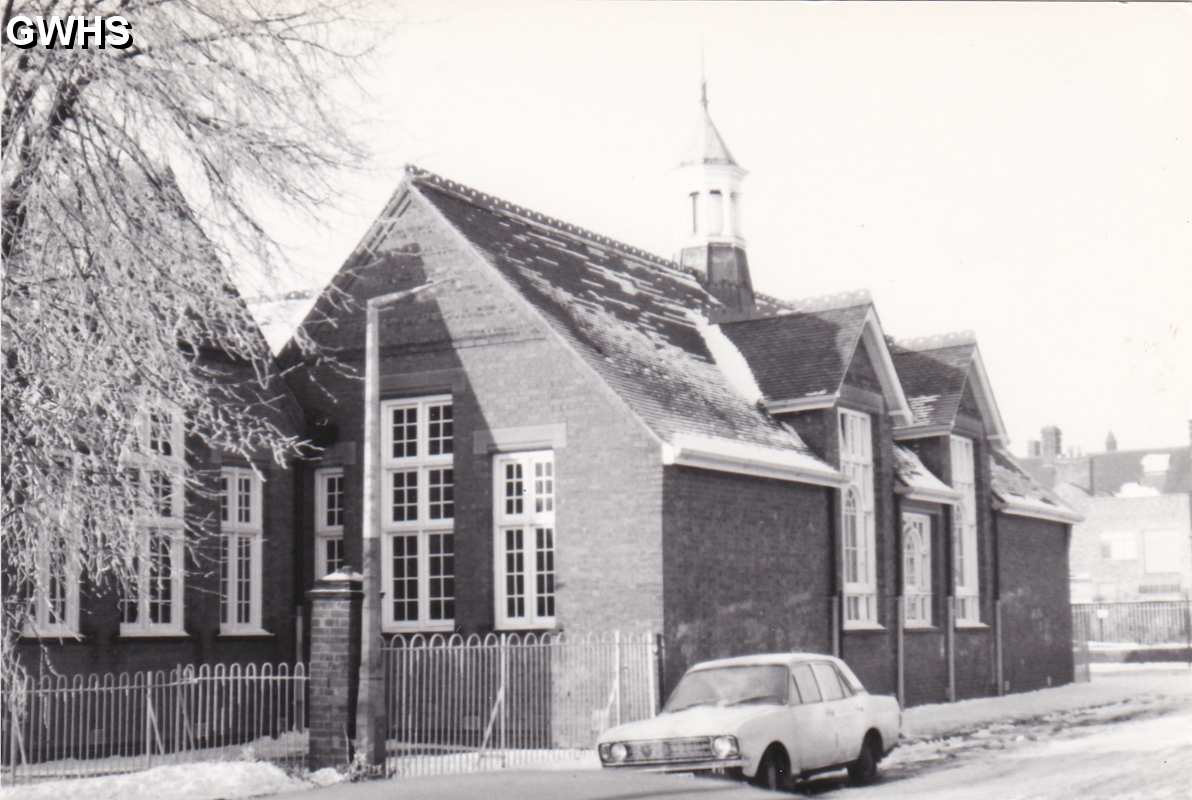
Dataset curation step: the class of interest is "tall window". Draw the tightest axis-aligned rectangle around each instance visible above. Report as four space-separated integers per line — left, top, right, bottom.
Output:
689 192 699 234
494 450 556 629
381 396 454 632
902 512 932 626
840 409 877 626
315 468 346 577
220 467 264 633
950 436 980 623
121 411 185 636
22 539 79 637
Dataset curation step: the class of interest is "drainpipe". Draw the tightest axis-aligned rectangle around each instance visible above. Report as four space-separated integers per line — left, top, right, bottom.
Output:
356 282 437 767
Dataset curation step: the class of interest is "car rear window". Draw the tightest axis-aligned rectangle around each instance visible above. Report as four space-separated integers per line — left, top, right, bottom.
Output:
811 663 848 700
790 663 821 704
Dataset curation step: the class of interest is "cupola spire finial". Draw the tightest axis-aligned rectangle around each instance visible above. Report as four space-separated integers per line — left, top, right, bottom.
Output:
700 43 708 108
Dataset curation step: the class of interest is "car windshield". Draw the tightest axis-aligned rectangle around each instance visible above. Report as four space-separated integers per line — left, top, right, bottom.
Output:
663 665 789 712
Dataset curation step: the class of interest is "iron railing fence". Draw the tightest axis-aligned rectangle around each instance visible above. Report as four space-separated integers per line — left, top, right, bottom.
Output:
382 631 659 778
2 662 307 784
1072 601 1192 647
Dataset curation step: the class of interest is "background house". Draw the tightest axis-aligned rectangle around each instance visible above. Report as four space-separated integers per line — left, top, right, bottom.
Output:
1021 424 1192 604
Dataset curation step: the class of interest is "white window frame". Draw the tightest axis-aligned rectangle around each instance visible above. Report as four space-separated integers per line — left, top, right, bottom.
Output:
22 544 80 638
839 409 878 628
950 435 980 624
902 512 933 627
380 395 455 633
493 450 557 630
121 411 186 637
315 467 346 578
219 466 265 635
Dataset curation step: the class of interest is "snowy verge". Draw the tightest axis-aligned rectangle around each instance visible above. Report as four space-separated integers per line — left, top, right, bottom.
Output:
903 671 1192 740
0 761 344 800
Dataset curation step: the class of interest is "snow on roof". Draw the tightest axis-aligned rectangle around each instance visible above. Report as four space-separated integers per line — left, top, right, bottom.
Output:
991 448 1082 524
895 445 960 504
694 316 763 405
411 170 833 474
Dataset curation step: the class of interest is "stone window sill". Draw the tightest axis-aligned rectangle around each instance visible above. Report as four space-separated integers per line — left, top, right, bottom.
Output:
843 622 887 633
219 627 273 638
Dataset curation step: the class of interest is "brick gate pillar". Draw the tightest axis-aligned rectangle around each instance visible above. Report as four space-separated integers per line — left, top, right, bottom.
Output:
307 571 363 770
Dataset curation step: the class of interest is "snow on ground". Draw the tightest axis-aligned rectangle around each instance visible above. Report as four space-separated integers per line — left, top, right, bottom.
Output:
0 761 331 800
901 669 1192 739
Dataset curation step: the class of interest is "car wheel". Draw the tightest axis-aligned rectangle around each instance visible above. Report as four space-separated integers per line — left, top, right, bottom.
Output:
751 747 790 792
847 733 881 786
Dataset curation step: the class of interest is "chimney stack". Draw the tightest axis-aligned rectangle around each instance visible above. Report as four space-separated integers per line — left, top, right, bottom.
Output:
1105 431 1117 452
1041 425 1063 461
1027 440 1041 458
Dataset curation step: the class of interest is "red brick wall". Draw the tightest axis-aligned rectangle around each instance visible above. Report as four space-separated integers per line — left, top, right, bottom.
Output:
997 513 1074 692
17 361 302 678
660 467 834 693
285 190 665 640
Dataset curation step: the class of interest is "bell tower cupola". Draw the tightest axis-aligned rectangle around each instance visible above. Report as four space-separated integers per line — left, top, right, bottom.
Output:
677 76 754 317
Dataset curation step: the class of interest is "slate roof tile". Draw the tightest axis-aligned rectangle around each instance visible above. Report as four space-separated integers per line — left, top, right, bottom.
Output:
412 171 821 458
717 304 871 403
890 343 975 428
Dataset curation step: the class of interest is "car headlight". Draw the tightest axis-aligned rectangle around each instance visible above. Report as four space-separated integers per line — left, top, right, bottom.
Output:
711 735 739 759
601 742 628 763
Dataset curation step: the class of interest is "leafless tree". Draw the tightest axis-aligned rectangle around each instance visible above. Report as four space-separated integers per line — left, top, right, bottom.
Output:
2 0 371 682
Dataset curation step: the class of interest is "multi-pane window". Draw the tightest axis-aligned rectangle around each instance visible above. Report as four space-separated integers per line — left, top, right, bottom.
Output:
219 467 264 633
380 396 454 631
950 436 980 624
121 411 185 636
839 409 877 626
494 451 556 629
902 512 932 626
22 540 79 637
315 468 346 577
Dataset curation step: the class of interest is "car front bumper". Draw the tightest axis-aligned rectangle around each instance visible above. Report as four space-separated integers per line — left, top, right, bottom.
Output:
600 756 748 773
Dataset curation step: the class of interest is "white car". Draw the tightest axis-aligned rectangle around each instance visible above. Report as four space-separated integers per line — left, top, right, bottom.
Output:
597 653 901 791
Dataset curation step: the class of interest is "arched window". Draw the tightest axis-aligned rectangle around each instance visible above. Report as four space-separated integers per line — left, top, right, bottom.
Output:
902 512 932 626
839 408 876 626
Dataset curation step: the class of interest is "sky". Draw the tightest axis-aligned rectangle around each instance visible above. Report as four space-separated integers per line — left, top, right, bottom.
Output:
257 1 1191 458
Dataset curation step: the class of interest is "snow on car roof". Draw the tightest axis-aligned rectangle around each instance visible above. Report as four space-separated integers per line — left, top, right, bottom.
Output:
687 652 840 671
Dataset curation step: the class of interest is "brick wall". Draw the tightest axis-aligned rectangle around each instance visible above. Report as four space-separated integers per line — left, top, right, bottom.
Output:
16 359 301 678
660 467 834 694
285 190 665 641
998 513 1074 692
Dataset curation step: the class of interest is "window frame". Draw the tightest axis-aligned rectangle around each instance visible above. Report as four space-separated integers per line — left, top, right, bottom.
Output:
901 511 933 627
493 449 557 630
219 466 265 635
839 408 878 628
315 467 346 578
120 410 186 637
949 435 980 624
379 395 456 633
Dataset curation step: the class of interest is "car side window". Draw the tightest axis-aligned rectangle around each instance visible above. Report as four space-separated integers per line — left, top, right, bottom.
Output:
835 661 866 694
791 663 821 704
812 662 846 701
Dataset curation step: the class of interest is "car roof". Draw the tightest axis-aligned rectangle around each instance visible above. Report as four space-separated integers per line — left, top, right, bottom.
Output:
687 652 842 672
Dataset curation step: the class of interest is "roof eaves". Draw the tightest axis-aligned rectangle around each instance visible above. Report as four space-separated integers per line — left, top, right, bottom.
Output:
661 434 845 488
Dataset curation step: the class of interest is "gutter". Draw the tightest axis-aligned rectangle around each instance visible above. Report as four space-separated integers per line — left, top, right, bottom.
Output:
660 437 846 488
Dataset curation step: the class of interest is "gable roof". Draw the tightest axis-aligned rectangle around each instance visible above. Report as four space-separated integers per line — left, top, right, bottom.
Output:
991 447 1082 524
718 295 912 423
891 333 1008 443
407 168 842 487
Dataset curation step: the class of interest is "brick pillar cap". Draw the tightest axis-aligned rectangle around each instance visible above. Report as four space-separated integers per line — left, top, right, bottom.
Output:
309 569 364 599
